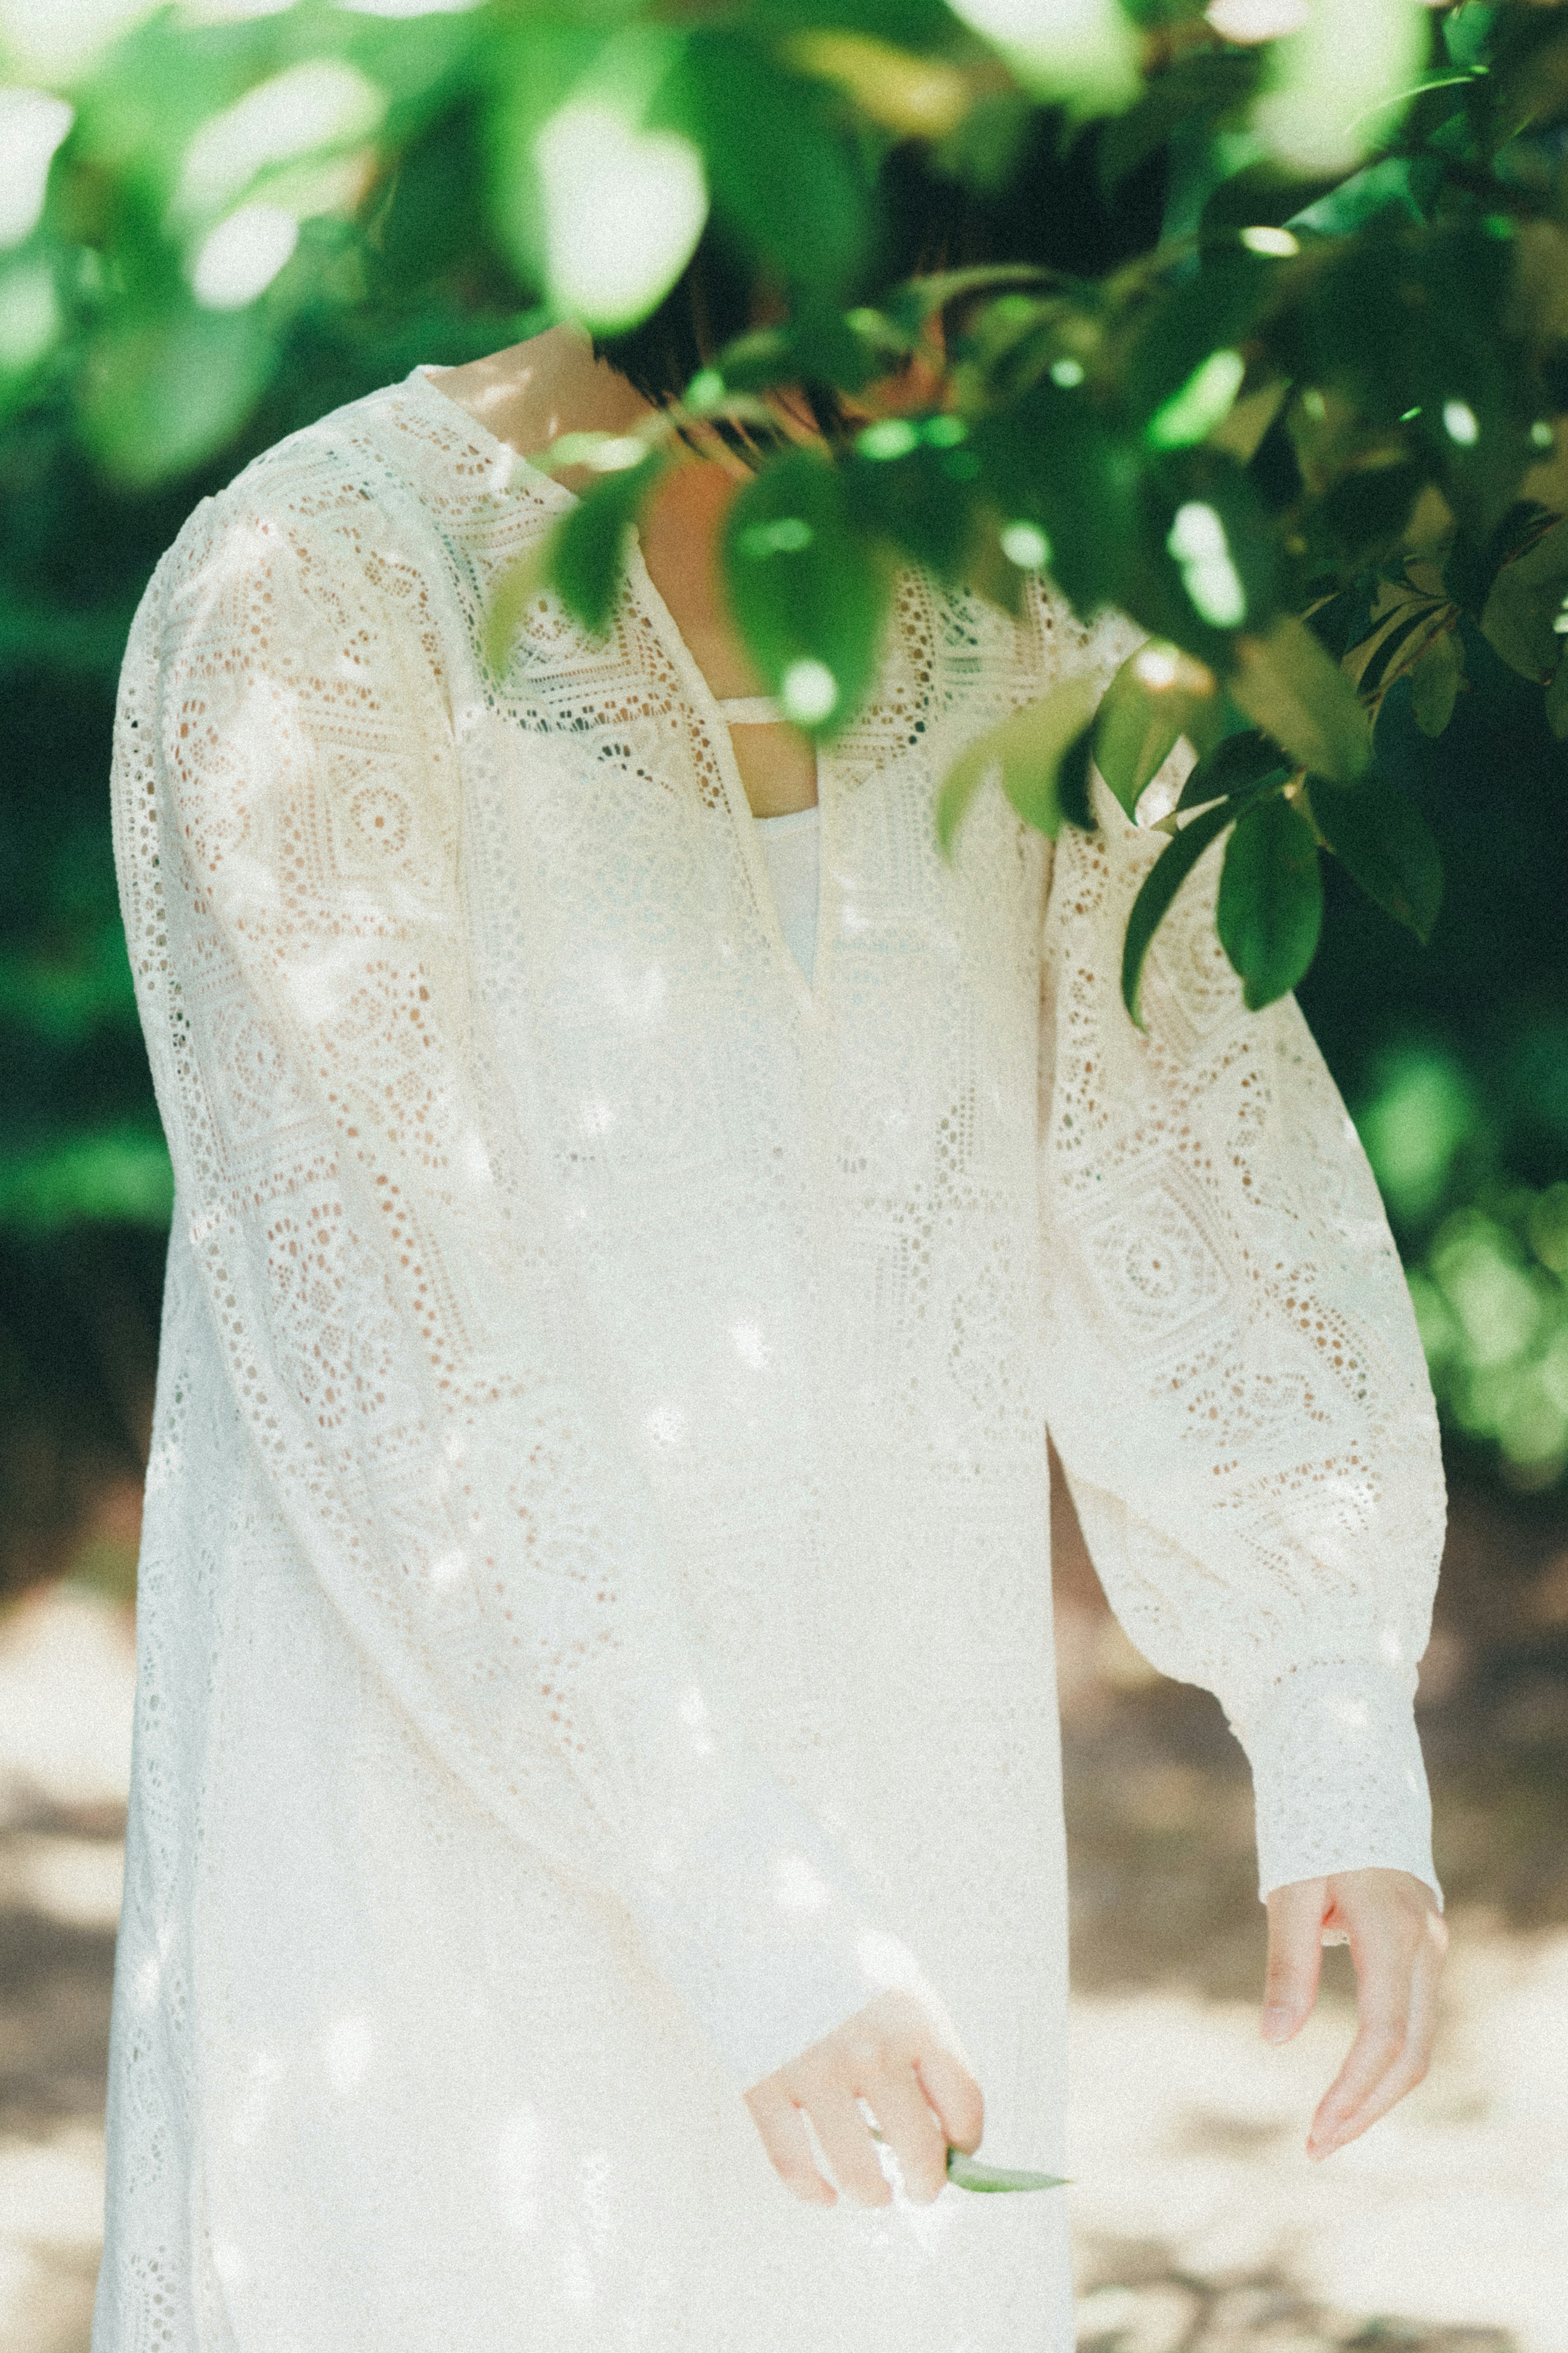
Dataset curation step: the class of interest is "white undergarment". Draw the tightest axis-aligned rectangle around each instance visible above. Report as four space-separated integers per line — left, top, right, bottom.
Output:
754 804 820 986
712 695 820 989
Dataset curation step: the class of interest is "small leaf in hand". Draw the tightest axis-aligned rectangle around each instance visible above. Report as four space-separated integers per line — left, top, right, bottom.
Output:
1309 769 1443 943
1231 615 1372 784
944 2148 1071 2194
1216 791 1324 1010
1121 798 1235 1029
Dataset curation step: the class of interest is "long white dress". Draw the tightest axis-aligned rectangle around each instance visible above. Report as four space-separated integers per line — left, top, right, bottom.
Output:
95 363 1446 2353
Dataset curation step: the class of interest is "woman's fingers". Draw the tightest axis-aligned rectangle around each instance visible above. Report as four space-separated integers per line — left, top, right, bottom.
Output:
1308 1898 1448 2158
804 2080 896 2207
912 2036 985 2155
742 2084 837 2207
1261 1876 1328 2041
861 2063 952 2205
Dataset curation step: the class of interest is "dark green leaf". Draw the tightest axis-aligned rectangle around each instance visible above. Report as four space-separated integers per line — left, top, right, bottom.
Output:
1408 628 1465 736
723 446 893 738
1120 799 1235 1029
1176 728 1289 811
1057 721 1096 832
1546 646 1568 741
1479 514 1568 682
1216 792 1324 1010
1310 771 1444 944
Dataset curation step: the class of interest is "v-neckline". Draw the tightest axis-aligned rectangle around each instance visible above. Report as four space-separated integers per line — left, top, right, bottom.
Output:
405 363 831 1021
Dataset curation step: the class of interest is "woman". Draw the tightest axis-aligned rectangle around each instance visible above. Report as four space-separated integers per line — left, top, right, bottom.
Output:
96 244 1448 2351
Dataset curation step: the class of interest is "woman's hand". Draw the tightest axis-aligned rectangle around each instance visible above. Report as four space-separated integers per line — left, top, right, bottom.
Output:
1262 1866 1448 2159
743 1987 984 2210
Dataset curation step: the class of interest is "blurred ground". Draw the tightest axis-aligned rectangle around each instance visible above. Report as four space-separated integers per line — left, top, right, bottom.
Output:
1 1466 1565 2353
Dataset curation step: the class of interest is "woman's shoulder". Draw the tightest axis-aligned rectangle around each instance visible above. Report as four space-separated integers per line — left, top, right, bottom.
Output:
152 366 556 614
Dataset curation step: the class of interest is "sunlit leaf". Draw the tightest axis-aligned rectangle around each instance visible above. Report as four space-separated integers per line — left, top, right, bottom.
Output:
1093 641 1219 817
1231 614 1372 782
1216 789 1323 1010
1310 769 1443 943
937 670 1102 855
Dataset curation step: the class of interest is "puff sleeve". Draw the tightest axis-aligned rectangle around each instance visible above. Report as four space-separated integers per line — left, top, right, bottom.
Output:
1037 627 1445 1906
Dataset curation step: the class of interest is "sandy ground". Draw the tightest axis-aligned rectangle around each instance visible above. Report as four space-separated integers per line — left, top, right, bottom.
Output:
1 1537 1565 2353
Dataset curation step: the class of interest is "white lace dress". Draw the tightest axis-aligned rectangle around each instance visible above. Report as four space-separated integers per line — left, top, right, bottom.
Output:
96 364 1445 2353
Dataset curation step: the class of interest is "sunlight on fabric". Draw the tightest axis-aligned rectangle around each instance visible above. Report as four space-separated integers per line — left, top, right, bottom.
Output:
177 60 386 219
534 98 707 332
772 1852 831 1912
730 1321 771 1370
230 2047 284 2148
645 1402 686 1448
678 1685 716 1756
191 203 298 308
0 90 73 248
430 1548 468 1592
321 2011 374 2094
496 2105 543 2235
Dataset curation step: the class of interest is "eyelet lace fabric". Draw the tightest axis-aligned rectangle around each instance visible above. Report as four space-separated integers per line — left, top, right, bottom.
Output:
95 365 1443 2353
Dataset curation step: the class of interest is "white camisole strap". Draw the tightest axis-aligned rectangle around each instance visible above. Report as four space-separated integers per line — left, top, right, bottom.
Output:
714 695 785 724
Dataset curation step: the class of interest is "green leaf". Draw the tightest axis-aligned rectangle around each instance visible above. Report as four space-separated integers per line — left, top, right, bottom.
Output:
937 671 1103 854
1479 515 1568 682
1230 616 1372 784
1216 792 1324 1011
77 310 276 489
722 447 893 738
1120 799 1236 1029
868 2129 1070 2194
1057 720 1096 832
843 431 976 584
1546 646 1568 741
1310 771 1443 945
1093 644 1221 819
969 382 1138 619
944 2149 1071 2195
550 447 671 638
1408 628 1465 737
1176 727 1287 812
676 32 871 294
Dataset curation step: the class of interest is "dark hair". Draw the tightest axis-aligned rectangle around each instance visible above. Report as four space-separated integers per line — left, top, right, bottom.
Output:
590 148 993 469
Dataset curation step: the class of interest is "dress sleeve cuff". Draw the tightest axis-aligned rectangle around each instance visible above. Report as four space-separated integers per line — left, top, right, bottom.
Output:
1233 1661 1443 1910
624 1773 934 2092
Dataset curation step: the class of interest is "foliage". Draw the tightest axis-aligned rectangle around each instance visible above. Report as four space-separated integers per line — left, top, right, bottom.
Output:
0 0 1565 1508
